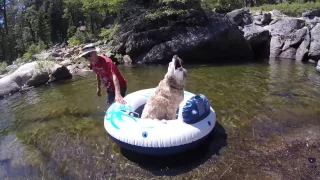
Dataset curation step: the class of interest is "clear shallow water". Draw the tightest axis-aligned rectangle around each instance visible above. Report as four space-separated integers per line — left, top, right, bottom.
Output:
0 59 320 179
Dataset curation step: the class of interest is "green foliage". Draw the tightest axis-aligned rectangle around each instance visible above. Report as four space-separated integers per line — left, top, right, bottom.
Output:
0 62 8 74
200 0 243 12
145 9 186 19
68 29 94 46
251 2 320 17
99 24 120 41
23 53 32 60
67 26 77 38
27 41 46 55
22 41 46 61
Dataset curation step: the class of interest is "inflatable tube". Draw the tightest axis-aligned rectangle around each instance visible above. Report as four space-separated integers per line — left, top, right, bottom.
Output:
104 88 216 155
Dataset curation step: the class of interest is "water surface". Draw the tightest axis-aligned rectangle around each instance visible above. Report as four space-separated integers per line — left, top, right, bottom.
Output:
0 59 320 179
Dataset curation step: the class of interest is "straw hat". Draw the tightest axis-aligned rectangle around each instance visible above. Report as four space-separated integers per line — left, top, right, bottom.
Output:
78 43 100 58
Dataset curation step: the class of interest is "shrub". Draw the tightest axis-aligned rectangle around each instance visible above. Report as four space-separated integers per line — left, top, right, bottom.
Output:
67 26 77 38
0 61 7 74
100 24 120 41
68 29 94 46
23 41 47 61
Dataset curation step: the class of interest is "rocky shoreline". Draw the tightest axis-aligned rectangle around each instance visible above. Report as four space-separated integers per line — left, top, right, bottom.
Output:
0 4 320 98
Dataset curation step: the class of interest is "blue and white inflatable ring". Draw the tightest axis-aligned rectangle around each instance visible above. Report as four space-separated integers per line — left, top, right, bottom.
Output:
104 88 217 155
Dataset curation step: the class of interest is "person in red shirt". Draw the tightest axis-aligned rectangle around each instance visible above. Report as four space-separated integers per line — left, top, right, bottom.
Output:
79 44 127 105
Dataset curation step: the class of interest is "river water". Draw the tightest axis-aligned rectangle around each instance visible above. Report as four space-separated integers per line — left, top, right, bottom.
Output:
0 59 320 179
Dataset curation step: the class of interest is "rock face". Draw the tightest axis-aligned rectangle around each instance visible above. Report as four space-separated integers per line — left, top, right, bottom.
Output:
242 24 270 55
113 1 254 64
263 18 307 59
0 61 72 97
302 9 320 19
226 8 253 27
296 28 311 61
308 23 320 60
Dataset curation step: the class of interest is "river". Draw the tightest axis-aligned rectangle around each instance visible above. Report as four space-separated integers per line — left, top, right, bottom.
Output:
0 59 320 179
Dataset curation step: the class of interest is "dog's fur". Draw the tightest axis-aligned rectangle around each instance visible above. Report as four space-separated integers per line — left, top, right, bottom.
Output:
141 55 187 120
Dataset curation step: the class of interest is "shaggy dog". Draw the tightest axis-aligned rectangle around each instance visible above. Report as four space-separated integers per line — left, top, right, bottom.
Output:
141 55 187 120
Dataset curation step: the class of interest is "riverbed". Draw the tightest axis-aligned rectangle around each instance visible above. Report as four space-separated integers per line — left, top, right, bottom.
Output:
0 59 320 179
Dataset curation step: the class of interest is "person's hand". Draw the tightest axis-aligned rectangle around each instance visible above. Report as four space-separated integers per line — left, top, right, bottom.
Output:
96 88 101 97
115 94 126 104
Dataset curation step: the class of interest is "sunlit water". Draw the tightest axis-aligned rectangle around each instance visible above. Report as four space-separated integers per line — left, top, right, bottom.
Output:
0 59 320 179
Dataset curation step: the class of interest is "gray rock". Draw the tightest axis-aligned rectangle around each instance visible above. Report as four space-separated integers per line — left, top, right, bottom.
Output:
261 13 272 25
254 20 263 26
270 27 308 59
5 65 19 72
33 52 51 60
0 61 72 97
302 9 320 18
272 9 282 17
60 59 72 66
309 23 320 60
305 17 320 28
264 18 305 36
296 28 311 61
242 24 270 47
226 8 252 26
243 13 253 26
123 55 132 64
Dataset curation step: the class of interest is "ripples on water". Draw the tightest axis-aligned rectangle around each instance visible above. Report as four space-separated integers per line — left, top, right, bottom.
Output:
0 59 320 179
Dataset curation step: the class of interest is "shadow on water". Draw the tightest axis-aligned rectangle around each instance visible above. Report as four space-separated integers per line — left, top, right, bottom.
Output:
120 122 227 176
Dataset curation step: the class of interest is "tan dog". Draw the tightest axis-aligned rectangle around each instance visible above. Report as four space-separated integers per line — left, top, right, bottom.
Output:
141 55 187 120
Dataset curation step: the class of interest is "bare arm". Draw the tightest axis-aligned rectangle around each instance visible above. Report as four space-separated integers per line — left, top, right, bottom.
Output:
112 73 121 96
96 74 101 90
113 73 126 104
96 74 102 96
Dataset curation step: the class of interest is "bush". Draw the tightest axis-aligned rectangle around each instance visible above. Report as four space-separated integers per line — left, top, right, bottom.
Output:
0 61 7 74
200 0 243 13
100 24 120 41
23 41 47 61
67 26 77 38
68 28 94 46
250 2 320 17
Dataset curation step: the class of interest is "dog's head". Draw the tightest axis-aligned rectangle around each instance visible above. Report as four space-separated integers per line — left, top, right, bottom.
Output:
166 55 187 87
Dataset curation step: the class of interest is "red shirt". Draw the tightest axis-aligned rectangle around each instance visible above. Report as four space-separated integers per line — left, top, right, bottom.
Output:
90 55 126 93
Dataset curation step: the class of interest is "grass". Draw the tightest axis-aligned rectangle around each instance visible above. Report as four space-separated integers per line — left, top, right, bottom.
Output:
250 2 320 17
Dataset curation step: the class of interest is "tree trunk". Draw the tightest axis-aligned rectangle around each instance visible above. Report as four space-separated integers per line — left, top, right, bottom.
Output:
27 19 36 43
0 29 6 61
90 15 94 34
2 0 13 62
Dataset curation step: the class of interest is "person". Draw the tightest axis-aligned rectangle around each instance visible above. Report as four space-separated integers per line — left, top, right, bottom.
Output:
79 44 127 106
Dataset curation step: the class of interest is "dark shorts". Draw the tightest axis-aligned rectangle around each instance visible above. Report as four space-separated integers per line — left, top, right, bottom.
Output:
106 87 127 105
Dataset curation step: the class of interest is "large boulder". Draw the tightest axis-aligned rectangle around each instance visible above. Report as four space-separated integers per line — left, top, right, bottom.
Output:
264 18 307 59
302 9 320 19
0 61 72 97
114 1 254 64
242 24 270 55
296 28 311 61
226 8 253 27
308 23 320 60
